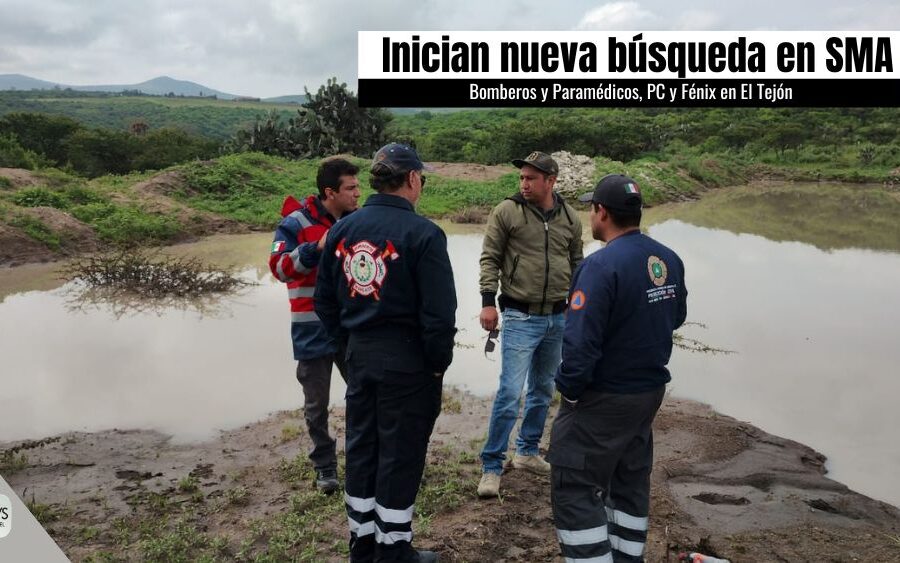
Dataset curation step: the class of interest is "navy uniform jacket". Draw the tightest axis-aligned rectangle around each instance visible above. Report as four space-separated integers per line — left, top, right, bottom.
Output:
314 193 458 374
555 230 687 398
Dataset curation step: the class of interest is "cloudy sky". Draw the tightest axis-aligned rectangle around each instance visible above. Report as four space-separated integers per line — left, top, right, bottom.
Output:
1 0 898 97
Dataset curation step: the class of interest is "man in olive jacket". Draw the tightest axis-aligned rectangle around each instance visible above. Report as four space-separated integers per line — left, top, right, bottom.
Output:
477 151 583 497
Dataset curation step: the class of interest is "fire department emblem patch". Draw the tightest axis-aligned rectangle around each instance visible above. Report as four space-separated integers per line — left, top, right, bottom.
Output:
647 255 668 287
335 239 399 299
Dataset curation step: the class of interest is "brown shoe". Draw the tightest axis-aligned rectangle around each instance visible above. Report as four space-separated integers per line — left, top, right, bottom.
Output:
477 472 501 497
512 454 551 475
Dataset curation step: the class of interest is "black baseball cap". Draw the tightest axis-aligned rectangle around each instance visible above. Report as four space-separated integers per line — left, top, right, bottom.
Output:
512 151 559 176
578 174 643 215
371 143 431 175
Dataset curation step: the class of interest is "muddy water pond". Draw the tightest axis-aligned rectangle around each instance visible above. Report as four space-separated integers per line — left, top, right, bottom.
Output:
1 182 898 507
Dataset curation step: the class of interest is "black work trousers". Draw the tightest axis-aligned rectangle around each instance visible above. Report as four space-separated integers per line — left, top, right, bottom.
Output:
343 330 442 563
548 386 666 563
295 350 347 471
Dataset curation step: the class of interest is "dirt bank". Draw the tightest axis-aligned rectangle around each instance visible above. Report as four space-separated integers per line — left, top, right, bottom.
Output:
2 390 898 562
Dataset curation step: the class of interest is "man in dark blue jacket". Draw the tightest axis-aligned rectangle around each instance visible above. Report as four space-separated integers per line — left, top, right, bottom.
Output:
315 143 457 563
548 174 687 563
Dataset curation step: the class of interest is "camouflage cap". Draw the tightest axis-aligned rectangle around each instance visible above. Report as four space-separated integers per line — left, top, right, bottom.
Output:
512 151 559 176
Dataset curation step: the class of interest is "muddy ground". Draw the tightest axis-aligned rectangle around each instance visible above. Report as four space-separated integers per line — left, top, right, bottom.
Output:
3 389 899 562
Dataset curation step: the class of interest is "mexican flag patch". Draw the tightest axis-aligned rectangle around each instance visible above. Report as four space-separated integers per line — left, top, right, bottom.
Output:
271 241 286 253
625 182 640 194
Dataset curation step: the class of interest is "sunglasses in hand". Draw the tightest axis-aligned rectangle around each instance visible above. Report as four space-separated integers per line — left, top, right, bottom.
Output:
484 329 500 358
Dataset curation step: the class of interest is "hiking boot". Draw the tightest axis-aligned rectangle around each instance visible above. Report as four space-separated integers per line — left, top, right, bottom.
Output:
477 472 501 498
315 468 339 495
512 454 551 476
415 550 439 562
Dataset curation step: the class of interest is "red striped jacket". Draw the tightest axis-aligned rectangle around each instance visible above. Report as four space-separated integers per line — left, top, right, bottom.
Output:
269 194 336 360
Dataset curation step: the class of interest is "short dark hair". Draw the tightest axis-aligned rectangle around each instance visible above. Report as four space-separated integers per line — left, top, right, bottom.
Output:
317 158 359 198
594 203 641 228
370 170 408 193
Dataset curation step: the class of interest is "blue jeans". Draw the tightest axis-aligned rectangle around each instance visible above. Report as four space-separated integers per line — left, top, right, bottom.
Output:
480 309 565 474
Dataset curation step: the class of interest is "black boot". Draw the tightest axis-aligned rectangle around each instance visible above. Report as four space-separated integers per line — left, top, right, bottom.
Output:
315 467 339 494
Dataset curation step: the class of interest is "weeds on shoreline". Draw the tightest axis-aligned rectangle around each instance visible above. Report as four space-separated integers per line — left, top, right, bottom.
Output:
60 249 253 317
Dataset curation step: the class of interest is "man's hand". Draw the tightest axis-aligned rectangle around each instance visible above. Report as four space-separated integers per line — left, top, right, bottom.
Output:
480 306 499 331
317 229 329 251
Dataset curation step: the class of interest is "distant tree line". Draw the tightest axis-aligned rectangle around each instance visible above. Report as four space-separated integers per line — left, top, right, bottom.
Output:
0 90 296 140
0 113 219 177
386 107 900 165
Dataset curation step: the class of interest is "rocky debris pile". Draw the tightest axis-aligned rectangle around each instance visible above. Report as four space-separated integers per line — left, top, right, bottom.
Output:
551 151 596 198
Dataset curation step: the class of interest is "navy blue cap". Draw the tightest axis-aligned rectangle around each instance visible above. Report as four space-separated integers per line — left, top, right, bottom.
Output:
371 143 431 175
579 174 643 215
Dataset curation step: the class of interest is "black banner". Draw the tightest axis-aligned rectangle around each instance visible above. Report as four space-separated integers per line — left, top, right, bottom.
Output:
359 79 900 107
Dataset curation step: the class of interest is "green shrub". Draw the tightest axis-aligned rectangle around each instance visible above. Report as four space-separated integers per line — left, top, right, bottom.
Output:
10 214 61 249
70 202 116 223
12 187 69 209
0 133 45 169
71 202 180 244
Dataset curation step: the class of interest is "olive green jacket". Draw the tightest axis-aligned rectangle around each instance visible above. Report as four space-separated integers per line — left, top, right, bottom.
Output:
479 193 584 314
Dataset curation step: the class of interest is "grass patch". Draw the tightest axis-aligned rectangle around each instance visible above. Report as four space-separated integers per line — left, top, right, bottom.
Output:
25 498 68 525
139 516 210 563
248 490 345 561
0 450 28 473
11 187 69 209
0 176 12 189
70 203 180 245
417 173 519 217
280 423 302 443
441 393 463 414
223 486 250 507
78 526 102 542
82 552 126 563
415 445 478 535
177 475 200 494
277 453 316 488
9 213 61 250
178 152 335 227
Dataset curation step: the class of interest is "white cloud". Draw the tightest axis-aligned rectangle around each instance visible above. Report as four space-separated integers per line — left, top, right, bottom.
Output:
0 0 896 97
822 3 900 29
674 9 721 30
575 2 657 30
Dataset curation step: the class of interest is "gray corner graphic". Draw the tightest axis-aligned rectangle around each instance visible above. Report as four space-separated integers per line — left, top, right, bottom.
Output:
0 475 69 562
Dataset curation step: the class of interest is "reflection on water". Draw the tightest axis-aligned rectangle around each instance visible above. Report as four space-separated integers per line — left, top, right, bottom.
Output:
61 285 245 320
645 221 900 508
1 183 898 508
646 182 900 253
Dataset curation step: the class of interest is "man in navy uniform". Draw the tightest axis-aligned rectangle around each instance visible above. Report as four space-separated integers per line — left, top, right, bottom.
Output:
548 175 687 563
315 143 457 563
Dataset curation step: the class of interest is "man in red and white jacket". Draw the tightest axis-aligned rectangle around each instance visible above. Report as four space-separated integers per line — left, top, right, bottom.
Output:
269 157 361 493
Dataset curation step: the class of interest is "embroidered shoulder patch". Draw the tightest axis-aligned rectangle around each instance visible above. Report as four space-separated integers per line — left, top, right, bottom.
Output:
335 239 400 300
570 290 586 310
647 255 668 286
